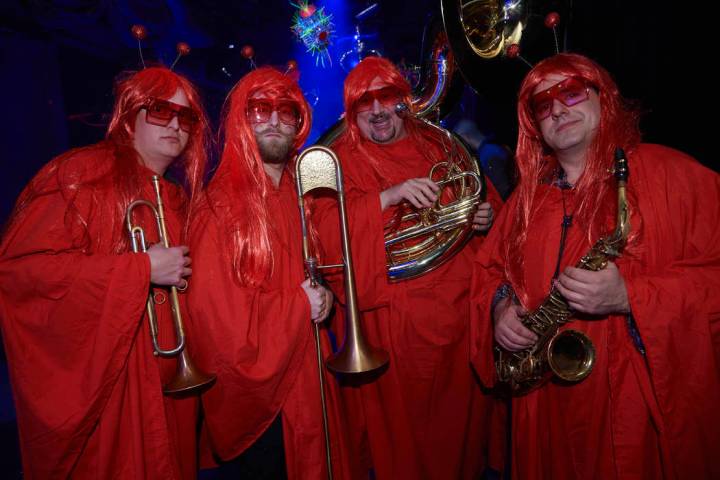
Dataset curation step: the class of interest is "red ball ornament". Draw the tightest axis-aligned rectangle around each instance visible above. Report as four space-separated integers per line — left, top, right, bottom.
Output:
544 12 560 29
241 45 255 59
318 31 329 42
286 59 298 71
300 4 317 18
506 44 521 59
131 24 147 40
176 42 191 56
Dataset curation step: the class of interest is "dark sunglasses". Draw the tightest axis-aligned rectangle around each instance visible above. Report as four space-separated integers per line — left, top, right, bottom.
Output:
247 99 301 127
143 98 199 132
355 86 404 112
530 77 593 121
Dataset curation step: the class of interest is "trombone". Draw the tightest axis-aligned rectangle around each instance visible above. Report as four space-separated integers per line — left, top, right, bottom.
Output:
295 146 389 374
126 175 216 395
295 146 390 480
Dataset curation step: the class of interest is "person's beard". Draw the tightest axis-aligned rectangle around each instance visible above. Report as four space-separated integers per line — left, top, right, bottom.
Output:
255 125 294 164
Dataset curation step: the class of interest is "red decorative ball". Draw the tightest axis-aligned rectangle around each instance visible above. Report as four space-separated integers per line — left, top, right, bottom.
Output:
506 44 521 59
241 45 254 59
300 4 317 18
176 42 191 56
544 12 560 29
318 31 328 42
286 59 298 71
131 24 147 40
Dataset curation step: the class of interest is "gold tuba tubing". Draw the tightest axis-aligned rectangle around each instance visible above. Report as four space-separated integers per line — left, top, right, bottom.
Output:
126 175 216 395
383 104 485 281
295 146 389 375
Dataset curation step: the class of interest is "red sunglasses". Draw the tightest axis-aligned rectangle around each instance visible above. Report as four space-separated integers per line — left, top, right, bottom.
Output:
247 99 301 127
143 98 199 132
530 77 593 121
355 86 404 112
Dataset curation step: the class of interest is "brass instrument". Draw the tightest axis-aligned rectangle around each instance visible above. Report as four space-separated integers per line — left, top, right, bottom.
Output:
317 38 486 281
385 104 485 281
495 148 631 394
380 0 537 279
314 0 538 281
441 0 533 94
295 146 390 479
126 175 216 395
295 146 390 375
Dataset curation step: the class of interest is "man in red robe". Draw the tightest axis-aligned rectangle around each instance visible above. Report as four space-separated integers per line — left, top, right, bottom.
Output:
471 53 720 479
0 67 210 479
187 67 357 479
318 56 503 479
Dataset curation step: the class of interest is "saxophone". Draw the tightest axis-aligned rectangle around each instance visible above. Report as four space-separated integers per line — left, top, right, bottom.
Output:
495 148 630 394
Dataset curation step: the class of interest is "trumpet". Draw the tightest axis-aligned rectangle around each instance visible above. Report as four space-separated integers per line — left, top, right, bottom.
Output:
126 175 215 395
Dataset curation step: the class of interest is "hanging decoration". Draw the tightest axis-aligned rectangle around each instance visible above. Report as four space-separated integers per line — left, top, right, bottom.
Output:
290 1 334 67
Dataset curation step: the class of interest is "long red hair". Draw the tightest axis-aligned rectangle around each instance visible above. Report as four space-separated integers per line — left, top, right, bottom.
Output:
107 66 210 212
208 67 311 286
507 53 641 301
4 66 210 252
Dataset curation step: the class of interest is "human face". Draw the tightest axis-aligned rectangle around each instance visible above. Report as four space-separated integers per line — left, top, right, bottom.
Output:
355 76 406 144
133 88 192 173
249 91 299 164
533 74 601 158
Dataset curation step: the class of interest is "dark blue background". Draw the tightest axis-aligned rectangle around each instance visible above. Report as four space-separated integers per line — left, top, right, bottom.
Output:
0 0 715 477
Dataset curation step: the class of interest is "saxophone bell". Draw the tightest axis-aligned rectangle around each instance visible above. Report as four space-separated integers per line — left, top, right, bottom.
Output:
546 329 596 383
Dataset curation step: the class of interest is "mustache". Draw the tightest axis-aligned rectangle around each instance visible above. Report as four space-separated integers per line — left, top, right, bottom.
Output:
256 126 282 134
369 112 391 123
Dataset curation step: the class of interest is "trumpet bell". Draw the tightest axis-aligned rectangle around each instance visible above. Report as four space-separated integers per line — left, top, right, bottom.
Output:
162 350 216 395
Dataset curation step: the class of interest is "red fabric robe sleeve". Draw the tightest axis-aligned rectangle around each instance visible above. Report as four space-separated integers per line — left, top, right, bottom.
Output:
469 192 519 388
0 147 192 479
620 144 720 478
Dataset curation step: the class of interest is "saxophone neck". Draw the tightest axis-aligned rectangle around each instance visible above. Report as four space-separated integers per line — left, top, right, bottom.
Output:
612 148 631 243
612 184 630 241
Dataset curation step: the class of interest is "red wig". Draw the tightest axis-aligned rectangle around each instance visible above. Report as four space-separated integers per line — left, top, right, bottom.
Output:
339 56 448 183
208 67 311 286
343 56 412 144
107 66 210 209
507 53 641 302
5 66 210 253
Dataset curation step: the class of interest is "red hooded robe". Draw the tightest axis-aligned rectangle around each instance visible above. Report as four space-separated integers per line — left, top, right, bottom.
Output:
471 144 720 479
314 126 505 479
187 166 359 479
0 143 199 479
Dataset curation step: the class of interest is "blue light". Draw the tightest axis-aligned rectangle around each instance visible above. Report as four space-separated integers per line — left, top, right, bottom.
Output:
294 0 351 144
